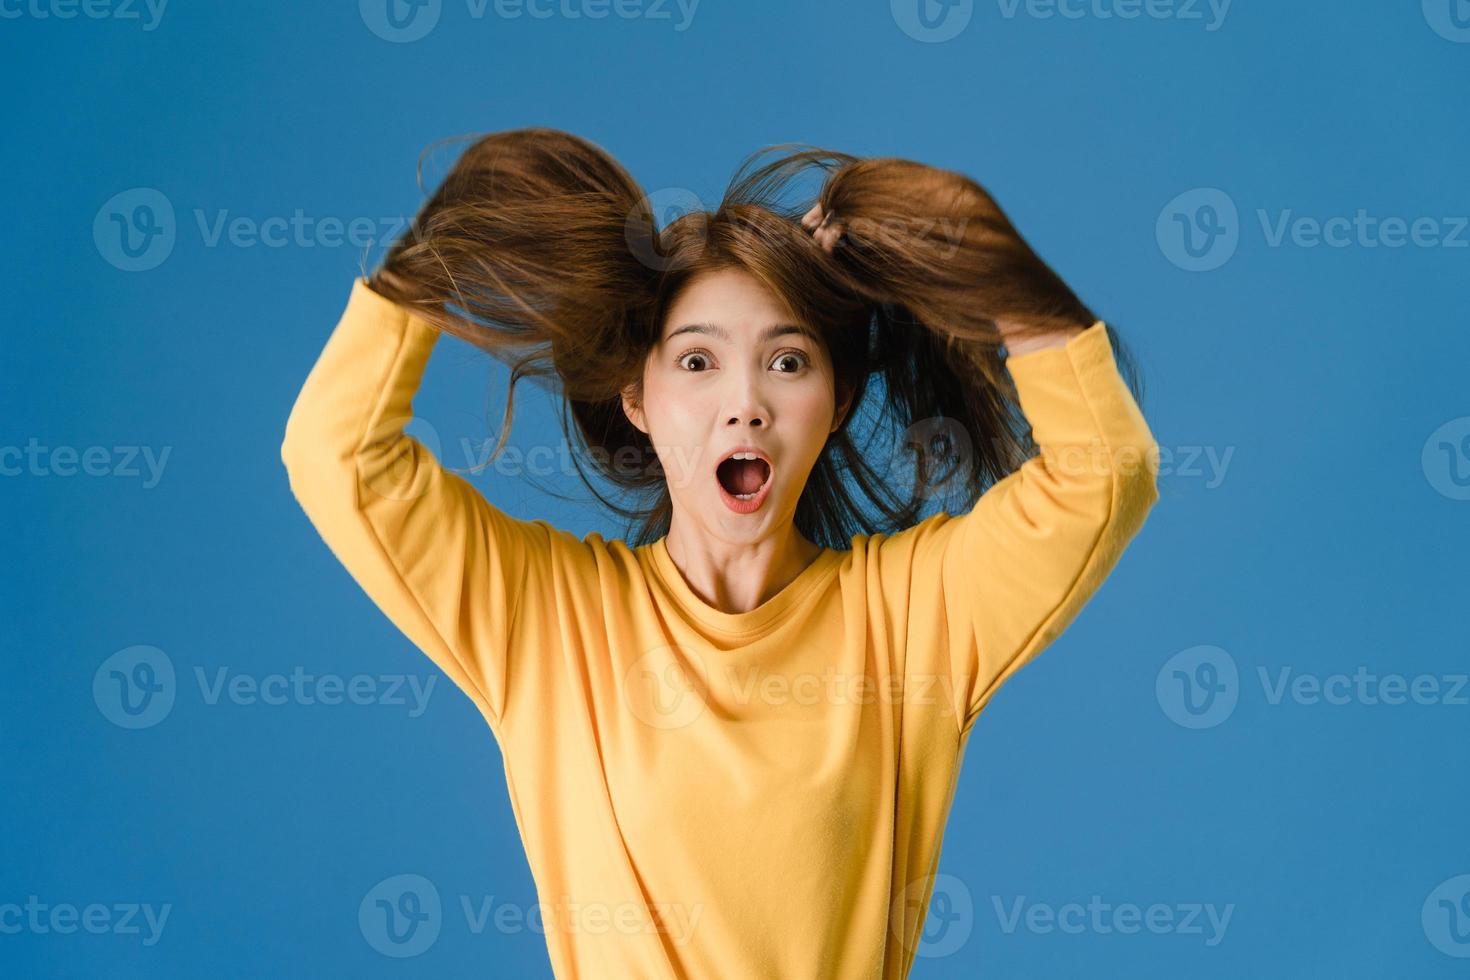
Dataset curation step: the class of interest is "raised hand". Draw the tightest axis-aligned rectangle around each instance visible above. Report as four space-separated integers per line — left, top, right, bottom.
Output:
800 201 845 254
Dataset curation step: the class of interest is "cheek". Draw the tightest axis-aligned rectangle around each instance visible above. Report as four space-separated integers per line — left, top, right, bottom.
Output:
639 383 711 491
790 385 837 442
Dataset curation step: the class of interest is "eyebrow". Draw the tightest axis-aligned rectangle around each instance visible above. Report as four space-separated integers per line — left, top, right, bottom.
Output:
665 322 816 344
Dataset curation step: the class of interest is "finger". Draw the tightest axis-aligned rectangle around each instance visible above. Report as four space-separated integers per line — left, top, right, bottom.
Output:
801 203 822 230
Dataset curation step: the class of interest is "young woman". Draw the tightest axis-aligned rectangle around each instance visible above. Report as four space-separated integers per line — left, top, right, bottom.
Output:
281 127 1160 978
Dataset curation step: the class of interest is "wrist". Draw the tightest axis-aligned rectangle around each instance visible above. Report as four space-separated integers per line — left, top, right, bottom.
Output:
1000 324 1085 358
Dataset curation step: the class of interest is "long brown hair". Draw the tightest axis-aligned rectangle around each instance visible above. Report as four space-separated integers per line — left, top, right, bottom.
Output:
367 127 1144 549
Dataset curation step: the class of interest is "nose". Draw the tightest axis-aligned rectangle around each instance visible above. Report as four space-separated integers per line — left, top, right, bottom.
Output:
722 372 769 428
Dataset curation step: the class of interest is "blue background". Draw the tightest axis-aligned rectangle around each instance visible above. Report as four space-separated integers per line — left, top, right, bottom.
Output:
4 1 1469 976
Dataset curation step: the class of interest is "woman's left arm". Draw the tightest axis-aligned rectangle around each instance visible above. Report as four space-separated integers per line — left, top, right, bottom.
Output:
935 318 1160 733
806 163 1161 733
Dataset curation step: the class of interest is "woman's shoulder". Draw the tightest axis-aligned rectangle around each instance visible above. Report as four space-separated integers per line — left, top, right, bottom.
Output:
531 524 658 585
845 511 957 558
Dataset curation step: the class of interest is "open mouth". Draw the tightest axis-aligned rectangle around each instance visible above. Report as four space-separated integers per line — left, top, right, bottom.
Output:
717 453 771 499
715 450 773 510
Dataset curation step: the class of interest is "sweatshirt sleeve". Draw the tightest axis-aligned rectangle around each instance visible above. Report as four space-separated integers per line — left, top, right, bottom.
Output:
280 278 552 733
901 320 1160 735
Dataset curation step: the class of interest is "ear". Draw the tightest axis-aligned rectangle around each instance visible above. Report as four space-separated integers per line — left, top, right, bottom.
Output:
621 384 647 435
831 385 853 434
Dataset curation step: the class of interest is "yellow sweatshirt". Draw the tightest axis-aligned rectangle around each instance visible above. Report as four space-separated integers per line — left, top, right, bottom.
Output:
281 278 1160 979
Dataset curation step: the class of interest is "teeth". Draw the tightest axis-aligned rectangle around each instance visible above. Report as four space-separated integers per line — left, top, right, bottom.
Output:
722 451 769 502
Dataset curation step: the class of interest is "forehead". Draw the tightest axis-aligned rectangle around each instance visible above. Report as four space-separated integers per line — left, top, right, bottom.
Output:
661 268 807 342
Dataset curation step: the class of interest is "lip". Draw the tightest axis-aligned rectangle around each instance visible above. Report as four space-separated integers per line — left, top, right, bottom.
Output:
715 444 775 515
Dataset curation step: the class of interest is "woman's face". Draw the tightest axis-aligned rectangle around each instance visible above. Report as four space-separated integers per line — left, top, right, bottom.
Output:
623 267 849 542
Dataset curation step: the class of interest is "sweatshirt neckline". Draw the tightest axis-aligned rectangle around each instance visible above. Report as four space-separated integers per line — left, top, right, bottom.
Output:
647 536 843 637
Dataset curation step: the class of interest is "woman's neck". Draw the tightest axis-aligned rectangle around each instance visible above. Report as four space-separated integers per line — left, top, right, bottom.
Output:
662 522 824 615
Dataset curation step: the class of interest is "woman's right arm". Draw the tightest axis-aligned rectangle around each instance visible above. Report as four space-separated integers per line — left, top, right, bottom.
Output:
280 277 550 733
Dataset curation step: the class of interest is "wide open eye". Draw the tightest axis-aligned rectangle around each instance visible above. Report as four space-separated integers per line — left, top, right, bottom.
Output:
677 350 712 372
772 350 810 373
